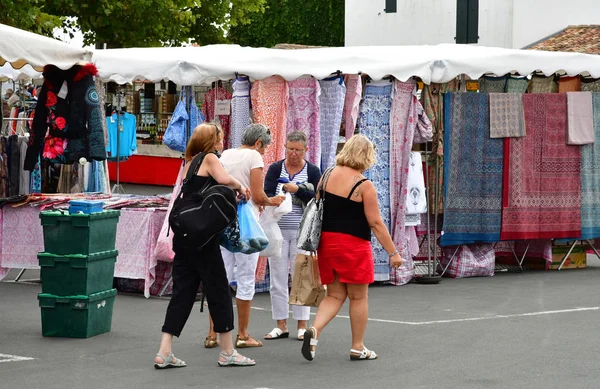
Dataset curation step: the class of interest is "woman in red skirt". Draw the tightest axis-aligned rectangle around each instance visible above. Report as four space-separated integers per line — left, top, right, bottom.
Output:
301 134 403 362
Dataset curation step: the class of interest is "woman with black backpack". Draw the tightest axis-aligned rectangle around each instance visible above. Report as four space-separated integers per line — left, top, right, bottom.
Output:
154 123 256 369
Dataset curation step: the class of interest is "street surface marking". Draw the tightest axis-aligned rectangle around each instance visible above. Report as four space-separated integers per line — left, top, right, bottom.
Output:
251 306 600 326
0 353 34 363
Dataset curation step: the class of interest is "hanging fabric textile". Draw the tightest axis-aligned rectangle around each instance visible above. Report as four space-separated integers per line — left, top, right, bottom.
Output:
420 79 460 215
440 93 504 246
18 136 30 195
405 152 427 218
202 82 232 149
95 77 109 147
287 77 321 168
30 154 41 193
501 94 581 240
24 64 107 171
566 92 595 145
251 76 288 169
106 112 138 160
489 93 526 138
505 76 529 93
0 138 8 197
358 80 393 281
579 92 600 239
7 134 20 196
581 78 600 92
478 75 507 93
230 75 251 149
389 80 432 285
342 74 362 139
558 76 581 93
527 75 558 93
318 76 346 171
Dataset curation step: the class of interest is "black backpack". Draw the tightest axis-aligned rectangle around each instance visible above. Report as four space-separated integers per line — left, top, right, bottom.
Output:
168 152 238 250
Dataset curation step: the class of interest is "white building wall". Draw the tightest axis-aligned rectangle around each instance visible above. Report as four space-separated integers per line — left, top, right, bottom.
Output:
345 0 600 49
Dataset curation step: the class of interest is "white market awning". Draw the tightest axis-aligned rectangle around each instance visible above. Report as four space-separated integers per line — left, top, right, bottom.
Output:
0 23 92 71
0 63 42 82
92 43 600 86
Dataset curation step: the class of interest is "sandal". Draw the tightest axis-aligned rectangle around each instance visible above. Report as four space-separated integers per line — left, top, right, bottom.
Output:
264 327 289 340
301 327 318 361
236 335 263 348
218 349 256 367
204 335 219 348
297 328 307 341
350 347 378 361
154 353 187 369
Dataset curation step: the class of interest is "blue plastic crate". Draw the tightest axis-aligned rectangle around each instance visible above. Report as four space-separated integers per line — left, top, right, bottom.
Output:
69 200 105 215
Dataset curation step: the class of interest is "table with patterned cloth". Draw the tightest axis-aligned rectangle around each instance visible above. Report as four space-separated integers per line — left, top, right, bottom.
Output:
0 206 166 297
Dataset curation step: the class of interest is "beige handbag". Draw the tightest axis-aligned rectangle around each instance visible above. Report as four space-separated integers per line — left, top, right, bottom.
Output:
289 253 326 307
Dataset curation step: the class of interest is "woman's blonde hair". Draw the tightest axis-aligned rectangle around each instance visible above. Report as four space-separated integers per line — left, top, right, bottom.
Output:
335 134 376 171
184 122 222 162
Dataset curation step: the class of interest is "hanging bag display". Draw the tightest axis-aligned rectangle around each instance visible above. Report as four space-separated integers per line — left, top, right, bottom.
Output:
163 90 189 152
296 167 334 252
289 253 326 307
169 152 238 250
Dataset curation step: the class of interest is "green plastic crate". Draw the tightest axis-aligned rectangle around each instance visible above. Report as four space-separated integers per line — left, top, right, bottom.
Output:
39 250 118 296
39 210 120 255
38 289 117 338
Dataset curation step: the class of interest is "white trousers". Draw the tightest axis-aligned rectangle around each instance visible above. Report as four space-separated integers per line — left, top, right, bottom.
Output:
221 248 259 301
268 229 311 321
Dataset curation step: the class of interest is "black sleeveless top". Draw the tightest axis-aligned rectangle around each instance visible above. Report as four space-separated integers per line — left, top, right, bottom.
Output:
321 179 371 241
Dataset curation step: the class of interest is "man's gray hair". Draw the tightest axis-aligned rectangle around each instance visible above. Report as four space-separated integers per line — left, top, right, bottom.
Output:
241 123 272 147
286 130 308 147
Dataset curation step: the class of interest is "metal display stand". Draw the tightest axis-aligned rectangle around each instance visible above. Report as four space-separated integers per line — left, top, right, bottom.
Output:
557 239 600 270
111 90 126 194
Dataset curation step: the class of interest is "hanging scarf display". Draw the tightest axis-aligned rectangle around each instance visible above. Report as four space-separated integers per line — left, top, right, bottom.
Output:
230 75 251 149
579 93 600 239
250 76 288 169
358 81 393 282
318 76 346 171
202 83 232 149
342 74 362 139
287 77 321 168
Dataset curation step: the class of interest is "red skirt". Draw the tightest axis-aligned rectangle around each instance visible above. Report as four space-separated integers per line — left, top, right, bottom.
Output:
317 232 374 285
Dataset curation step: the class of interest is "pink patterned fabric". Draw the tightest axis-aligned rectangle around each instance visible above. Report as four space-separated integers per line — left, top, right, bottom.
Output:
202 86 233 149
342 74 362 139
250 76 288 170
0 206 166 298
286 77 321 167
153 161 185 263
388 79 432 285
440 244 495 278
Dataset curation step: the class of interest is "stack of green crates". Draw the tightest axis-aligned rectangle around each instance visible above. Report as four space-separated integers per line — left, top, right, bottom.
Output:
37 209 121 338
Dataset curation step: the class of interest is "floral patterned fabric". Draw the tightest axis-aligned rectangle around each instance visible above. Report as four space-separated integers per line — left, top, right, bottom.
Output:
319 76 346 171
287 77 321 168
202 86 232 149
358 81 393 281
250 76 288 170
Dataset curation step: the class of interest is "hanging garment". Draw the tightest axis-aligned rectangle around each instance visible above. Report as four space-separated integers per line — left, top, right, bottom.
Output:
106 112 138 159
566 92 595 145
358 81 393 281
251 76 288 169
95 77 109 147
478 75 507 93
421 79 460 215
501 93 581 240
30 154 41 193
202 85 232 149
581 78 600 92
489 93 526 138
56 164 73 194
0 138 8 197
579 93 600 239
558 76 581 93
7 134 20 196
287 77 321 168
230 75 251 149
318 76 346 171
18 137 30 195
342 74 362 139
505 76 529 93
441 93 504 246
527 75 558 93
405 152 427 216
24 64 107 171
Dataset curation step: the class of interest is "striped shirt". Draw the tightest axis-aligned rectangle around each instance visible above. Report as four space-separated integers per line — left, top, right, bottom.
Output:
277 162 308 230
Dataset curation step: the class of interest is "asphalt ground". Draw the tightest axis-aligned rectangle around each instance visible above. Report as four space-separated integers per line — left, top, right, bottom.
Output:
2 260 600 389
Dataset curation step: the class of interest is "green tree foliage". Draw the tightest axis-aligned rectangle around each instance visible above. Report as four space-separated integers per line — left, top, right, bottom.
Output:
228 0 344 48
2 0 267 48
